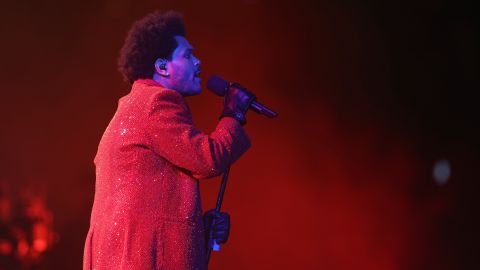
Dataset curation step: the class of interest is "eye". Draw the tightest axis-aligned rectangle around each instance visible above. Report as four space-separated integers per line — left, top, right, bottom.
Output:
184 52 192 59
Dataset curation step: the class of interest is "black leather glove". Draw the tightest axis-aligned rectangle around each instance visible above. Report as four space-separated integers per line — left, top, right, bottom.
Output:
220 84 256 125
203 209 230 248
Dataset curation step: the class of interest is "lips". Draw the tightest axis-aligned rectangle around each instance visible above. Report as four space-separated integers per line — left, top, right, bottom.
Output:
194 70 201 78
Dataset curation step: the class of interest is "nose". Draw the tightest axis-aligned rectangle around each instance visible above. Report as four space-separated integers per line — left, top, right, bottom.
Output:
194 56 201 67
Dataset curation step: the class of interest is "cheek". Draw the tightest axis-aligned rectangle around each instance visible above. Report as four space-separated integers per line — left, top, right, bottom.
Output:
172 63 192 79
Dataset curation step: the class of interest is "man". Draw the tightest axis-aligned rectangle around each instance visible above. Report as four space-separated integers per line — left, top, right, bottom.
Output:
83 11 254 270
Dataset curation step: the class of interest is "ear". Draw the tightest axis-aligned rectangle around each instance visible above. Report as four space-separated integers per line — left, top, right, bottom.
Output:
154 58 170 77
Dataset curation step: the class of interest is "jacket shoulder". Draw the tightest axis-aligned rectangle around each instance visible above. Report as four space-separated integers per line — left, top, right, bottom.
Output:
131 80 184 107
131 82 192 124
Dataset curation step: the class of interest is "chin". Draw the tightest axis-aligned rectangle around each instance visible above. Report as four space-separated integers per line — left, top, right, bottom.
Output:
191 88 202 96
183 87 201 97
191 83 202 95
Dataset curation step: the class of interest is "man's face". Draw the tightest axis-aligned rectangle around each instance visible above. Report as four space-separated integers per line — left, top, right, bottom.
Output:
165 36 201 96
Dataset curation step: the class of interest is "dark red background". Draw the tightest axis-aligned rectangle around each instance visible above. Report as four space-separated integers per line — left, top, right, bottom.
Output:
0 0 478 269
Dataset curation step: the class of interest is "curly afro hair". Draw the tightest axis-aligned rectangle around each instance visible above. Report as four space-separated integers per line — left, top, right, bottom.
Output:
118 11 186 84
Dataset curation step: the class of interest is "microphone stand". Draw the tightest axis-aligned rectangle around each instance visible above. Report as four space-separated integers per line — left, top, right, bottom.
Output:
206 166 230 266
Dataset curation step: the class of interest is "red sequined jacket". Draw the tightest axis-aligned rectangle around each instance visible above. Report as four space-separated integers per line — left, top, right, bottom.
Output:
83 79 250 270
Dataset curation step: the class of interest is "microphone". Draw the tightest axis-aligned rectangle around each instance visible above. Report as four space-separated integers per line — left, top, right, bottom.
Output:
206 75 278 118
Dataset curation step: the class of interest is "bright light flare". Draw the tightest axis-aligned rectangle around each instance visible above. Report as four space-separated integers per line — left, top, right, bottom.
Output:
433 159 451 186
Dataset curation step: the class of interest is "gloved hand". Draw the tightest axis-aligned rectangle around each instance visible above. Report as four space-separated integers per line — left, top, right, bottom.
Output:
220 84 256 125
203 209 230 247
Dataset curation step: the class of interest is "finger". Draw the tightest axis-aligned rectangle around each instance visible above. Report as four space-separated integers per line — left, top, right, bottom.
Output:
212 219 229 228
213 232 228 244
215 212 230 221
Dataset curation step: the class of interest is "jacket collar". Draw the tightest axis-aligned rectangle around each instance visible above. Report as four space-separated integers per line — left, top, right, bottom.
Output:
133 78 163 88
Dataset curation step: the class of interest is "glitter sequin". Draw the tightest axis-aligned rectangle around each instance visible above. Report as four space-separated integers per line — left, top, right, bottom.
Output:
83 79 250 270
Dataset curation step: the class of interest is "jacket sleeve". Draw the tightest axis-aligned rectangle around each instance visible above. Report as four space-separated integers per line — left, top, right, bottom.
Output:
144 90 251 179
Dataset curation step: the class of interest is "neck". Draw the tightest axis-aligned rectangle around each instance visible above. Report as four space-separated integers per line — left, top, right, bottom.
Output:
152 73 173 90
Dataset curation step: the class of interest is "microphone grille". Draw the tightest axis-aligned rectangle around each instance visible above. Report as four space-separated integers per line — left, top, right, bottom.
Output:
206 75 229 96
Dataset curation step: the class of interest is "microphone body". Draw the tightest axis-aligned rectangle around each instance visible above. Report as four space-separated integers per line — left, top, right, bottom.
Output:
206 75 278 118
